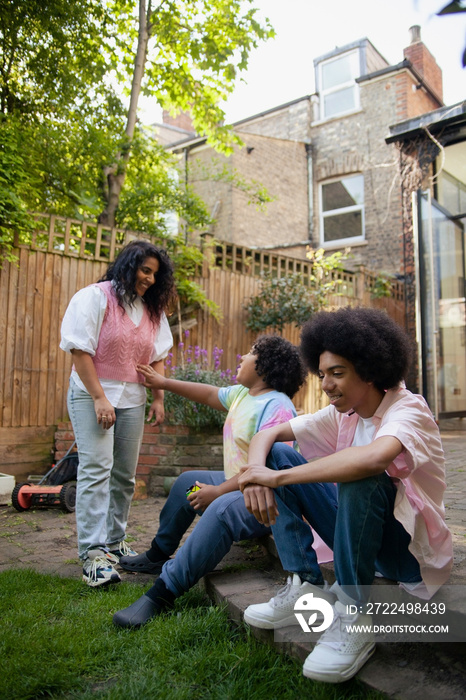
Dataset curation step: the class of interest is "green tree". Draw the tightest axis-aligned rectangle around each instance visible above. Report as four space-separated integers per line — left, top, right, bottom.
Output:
0 0 115 257
0 0 274 244
98 0 274 227
0 0 274 326
0 0 110 116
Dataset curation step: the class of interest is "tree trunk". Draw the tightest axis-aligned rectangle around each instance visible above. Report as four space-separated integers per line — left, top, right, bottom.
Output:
98 0 151 227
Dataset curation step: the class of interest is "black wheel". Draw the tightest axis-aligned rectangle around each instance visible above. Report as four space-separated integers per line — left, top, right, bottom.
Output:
11 483 32 512
59 482 76 512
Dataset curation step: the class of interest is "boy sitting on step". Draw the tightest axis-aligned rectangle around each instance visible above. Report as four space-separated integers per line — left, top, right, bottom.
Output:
238 307 453 684
113 334 307 628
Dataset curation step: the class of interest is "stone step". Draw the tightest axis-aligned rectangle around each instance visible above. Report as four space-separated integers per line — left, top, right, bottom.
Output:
261 534 466 638
202 540 466 700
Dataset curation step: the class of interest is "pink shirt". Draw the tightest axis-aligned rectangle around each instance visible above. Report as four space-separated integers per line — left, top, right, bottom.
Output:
290 385 453 598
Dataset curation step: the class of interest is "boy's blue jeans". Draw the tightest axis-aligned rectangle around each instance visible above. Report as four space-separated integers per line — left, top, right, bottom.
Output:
155 470 271 597
267 443 421 604
153 465 338 598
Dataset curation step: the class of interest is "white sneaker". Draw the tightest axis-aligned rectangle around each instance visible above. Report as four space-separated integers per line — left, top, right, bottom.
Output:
303 601 375 683
106 540 139 564
244 574 336 629
82 549 121 587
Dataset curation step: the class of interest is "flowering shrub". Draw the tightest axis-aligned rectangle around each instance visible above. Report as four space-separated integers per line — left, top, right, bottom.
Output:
158 331 238 430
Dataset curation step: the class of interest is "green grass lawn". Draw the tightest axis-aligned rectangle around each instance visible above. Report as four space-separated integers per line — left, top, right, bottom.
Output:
0 569 384 700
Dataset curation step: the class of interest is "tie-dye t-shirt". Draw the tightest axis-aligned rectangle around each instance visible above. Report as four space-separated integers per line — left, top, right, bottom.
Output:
217 384 297 479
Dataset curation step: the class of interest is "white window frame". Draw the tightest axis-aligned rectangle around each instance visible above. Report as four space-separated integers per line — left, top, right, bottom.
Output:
318 49 360 121
319 174 365 248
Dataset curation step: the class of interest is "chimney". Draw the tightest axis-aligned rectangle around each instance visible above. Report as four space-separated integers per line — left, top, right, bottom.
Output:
409 25 421 44
403 25 443 102
162 109 195 134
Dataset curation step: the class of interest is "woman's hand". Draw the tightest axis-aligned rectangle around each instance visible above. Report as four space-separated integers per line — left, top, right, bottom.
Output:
187 482 220 511
94 397 116 430
71 350 115 429
137 363 165 390
147 396 165 425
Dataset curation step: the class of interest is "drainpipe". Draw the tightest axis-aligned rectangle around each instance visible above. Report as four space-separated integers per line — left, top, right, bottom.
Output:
305 143 314 245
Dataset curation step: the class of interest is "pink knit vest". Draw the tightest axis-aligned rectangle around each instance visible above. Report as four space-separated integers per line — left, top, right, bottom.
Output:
92 281 158 383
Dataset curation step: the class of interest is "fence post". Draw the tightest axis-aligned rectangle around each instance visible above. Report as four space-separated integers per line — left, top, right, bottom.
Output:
356 265 366 302
200 232 214 276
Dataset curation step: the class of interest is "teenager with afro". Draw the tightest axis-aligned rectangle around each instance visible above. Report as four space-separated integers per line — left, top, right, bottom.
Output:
238 307 452 684
113 335 307 628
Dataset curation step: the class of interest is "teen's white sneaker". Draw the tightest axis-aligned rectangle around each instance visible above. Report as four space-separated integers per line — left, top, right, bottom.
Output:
303 601 375 683
82 549 121 587
243 574 336 629
106 540 139 564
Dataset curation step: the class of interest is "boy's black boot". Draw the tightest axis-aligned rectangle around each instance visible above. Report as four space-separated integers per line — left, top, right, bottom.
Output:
113 578 176 628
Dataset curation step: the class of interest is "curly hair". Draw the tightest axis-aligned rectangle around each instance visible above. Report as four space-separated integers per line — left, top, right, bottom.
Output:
99 240 176 324
300 307 412 391
252 335 307 398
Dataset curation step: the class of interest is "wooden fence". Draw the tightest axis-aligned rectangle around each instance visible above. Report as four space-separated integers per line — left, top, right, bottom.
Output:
0 213 405 476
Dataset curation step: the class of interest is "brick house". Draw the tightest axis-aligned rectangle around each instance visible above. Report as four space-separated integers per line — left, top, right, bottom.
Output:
155 26 444 280
386 102 466 419
151 26 466 420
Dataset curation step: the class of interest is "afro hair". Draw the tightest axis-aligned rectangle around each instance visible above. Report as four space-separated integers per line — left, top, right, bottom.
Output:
252 335 307 398
300 307 413 391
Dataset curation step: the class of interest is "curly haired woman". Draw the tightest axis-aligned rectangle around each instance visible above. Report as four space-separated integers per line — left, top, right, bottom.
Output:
60 240 175 587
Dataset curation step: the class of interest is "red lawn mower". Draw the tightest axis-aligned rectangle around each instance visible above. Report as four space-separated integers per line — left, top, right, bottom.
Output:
11 443 78 513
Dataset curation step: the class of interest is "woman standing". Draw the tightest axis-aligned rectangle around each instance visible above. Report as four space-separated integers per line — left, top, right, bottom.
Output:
60 240 175 587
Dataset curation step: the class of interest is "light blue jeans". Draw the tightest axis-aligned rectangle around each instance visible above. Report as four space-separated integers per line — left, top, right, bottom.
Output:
67 378 145 559
267 444 421 604
154 470 271 597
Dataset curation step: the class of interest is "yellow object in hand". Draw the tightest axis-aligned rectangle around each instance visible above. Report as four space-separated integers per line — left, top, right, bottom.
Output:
186 484 200 497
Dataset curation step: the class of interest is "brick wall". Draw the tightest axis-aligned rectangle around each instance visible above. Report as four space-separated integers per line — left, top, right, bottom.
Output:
310 75 403 273
162 109 194 133
236 98 312 142
395 70 443 122
231 132 309 250
403 40 443 102
188 131 310 253
54 422 223 498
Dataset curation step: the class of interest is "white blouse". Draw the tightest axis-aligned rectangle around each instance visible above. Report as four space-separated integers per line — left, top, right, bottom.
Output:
60 284 173 408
